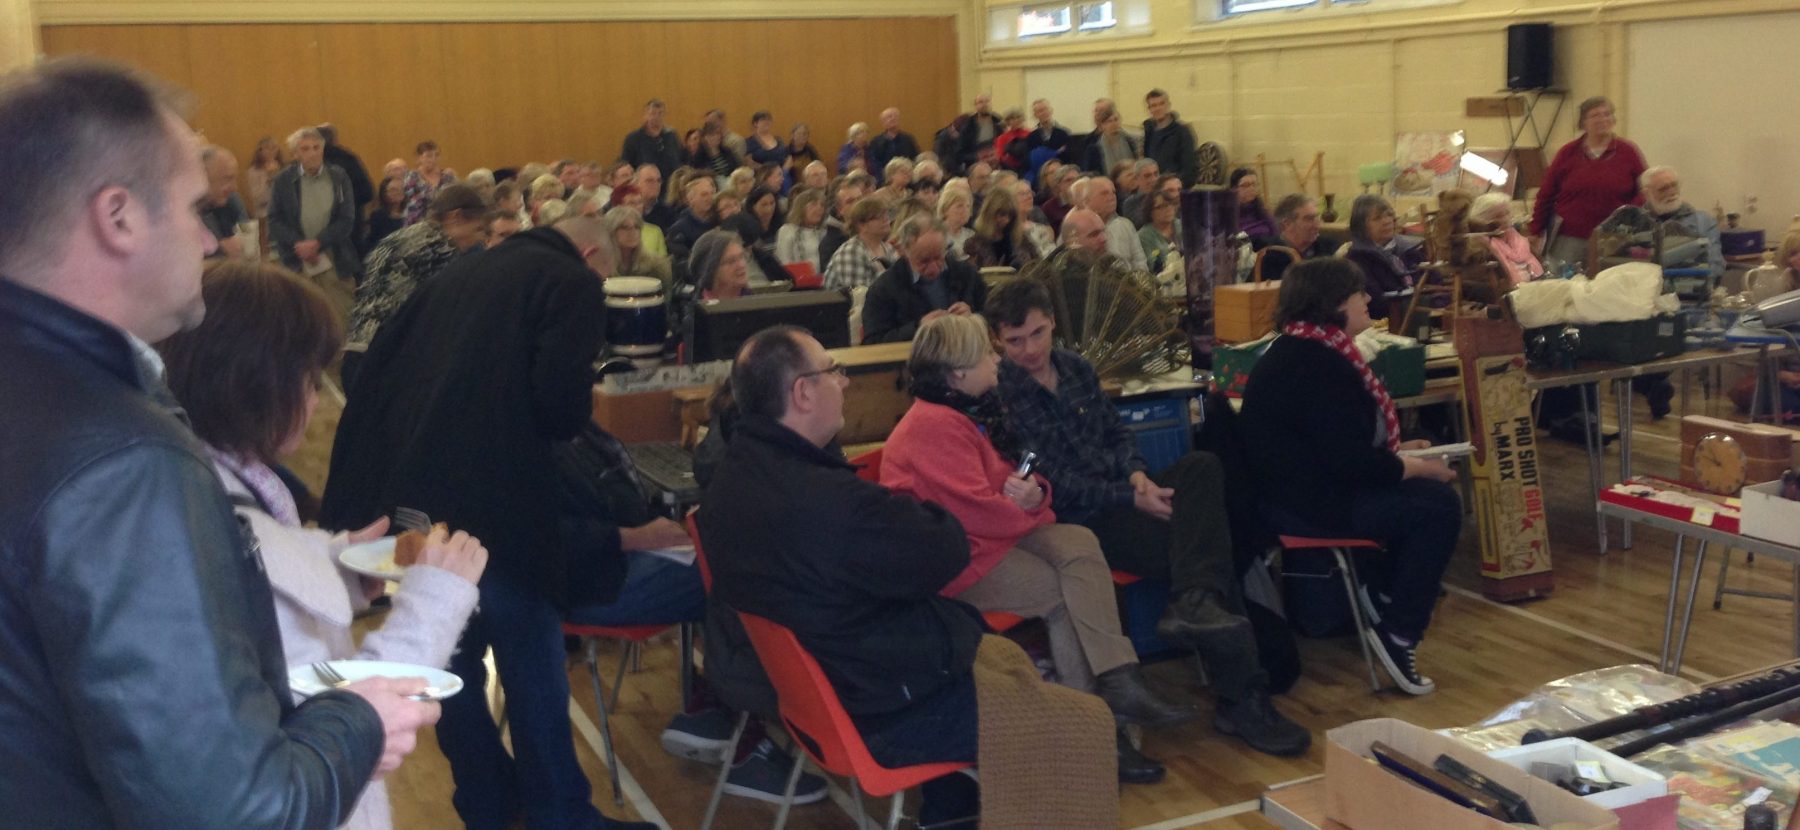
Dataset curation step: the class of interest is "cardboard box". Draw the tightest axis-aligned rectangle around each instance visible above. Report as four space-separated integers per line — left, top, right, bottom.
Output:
1740 479 1800 547
1215 280 1281 344
1457 317 1554 601
1486 738 1667 810
1326 719 1618 830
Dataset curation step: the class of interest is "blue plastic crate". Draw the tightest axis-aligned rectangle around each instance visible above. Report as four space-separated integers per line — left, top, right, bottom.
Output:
1116 395 1193 475
1116 576 1181 662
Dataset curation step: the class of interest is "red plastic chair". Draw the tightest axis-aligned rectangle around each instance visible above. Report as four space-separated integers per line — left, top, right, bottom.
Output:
737 610 972 830
563 618 695 805
1277 535 1385 692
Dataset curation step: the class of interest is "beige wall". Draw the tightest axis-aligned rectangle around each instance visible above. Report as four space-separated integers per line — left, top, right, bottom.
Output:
2 0 38 70
976 0 1790 218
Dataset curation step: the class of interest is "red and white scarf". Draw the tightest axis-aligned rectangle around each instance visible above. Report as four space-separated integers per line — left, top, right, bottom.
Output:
1281 321 1400 451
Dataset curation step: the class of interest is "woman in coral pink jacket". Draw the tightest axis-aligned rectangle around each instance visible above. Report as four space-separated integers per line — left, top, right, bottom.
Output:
880 313 1195 735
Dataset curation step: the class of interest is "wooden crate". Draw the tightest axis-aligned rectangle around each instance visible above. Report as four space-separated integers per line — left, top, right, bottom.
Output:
1215 280 1281 344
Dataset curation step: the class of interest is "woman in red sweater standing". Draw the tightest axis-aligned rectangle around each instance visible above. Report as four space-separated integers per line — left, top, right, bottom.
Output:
881 314 1195 781
1530 96 1647 270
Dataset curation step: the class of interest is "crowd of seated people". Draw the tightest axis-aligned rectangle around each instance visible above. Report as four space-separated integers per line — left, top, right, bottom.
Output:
14 55 1689 829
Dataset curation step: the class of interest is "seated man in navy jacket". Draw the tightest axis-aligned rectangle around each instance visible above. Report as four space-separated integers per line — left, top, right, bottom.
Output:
700 326 981 819
860 216 987 343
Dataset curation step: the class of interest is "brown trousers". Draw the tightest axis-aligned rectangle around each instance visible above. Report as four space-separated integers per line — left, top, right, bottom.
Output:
956 523 1137 690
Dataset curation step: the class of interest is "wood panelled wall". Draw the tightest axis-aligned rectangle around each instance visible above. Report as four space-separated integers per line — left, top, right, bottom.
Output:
40 18 959 176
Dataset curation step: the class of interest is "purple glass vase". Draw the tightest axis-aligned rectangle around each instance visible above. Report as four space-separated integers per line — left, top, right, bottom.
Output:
1179 186 1239 370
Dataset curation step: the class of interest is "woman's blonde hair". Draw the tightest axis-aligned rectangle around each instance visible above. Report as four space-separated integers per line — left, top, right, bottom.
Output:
936 188 973 222
1778 228 1800 275
909 313 994 380
728 166 756 195
529 174 563 203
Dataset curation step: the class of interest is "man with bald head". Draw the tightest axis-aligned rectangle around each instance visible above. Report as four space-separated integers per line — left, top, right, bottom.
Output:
1082 176 1150 271
199 145 248 259
869 106 920 185
322 213 654 830
1060 208 1110 256
953 93 1003 171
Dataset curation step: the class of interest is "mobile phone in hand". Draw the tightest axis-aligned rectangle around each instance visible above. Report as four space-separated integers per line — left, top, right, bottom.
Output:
1015 451 1038 479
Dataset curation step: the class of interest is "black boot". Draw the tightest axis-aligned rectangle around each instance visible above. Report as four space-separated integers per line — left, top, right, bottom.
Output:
1095 665 1199 727
1116 726 1166 785
1155 590 1250 648
1214 692 1312 757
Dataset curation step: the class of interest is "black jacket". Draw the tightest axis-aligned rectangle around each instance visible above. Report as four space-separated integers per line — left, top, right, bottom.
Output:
667 210 717 278
323 141 374 212
1083 132 1141 175
819 220 850 270
1344 236 1426 319
1238 335 1405 529
951 112 1004 167
320 228 606 606
0 279 382 828
620 126 684 180
1142 114 1199 187
868 131 921 183
697 416 982 716
1026 123 1072 161
1253 237 1335 283
860 258 988 344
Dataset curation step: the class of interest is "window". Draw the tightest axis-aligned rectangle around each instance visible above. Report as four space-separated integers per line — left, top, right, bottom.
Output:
1210 0 1456 21
1219 0 1311 13
1078 2 1118 31
989 0 1143 47
1018 5 1073 38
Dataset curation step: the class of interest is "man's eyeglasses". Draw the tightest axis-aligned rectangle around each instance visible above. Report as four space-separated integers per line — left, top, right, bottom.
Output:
795 362 848 381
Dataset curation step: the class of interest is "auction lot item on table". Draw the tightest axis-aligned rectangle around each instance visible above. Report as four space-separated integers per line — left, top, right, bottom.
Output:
1457 317 1553 601
1326 718 1618 830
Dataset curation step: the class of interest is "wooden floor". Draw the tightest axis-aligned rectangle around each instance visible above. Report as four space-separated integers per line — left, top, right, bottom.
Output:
294 371 1800 829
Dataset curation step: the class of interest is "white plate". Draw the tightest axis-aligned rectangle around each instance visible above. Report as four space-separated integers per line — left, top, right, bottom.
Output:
288 659 463 701
338 537 405 581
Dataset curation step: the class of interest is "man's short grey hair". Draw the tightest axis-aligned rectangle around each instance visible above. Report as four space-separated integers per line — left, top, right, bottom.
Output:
1133 158 1159 174
1640 165 1678 189
286 127 322 151
1273 193 1317 224
465 168 495 187
894 214 948 250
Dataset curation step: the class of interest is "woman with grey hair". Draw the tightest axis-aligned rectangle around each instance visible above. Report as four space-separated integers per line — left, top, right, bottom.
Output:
837 122 871 174
689 228 748 301
1530 95 1647 269
1339 194 1424 320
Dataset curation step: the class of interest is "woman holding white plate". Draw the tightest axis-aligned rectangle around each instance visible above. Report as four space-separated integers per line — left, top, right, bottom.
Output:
157 260 486 830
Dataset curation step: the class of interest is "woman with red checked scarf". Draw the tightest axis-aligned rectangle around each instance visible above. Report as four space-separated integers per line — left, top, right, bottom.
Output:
1239 258 1461 697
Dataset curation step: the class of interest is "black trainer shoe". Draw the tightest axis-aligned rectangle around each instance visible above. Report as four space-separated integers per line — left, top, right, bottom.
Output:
723 739 829 805
1214 693 1312 757
659 707 736 763
1365 628 1435 695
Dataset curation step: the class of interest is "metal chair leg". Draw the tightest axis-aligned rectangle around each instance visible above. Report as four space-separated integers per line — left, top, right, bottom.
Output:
678 622 696 713
608 641 630 714
583 638 625 806
851 778 870 829
1713 548 1734 610
698 711 749 830
1334 549 1382 692
770 741 809 830
886 792 906 830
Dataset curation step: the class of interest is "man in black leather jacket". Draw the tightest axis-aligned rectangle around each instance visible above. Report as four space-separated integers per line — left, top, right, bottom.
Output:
0 58 436 829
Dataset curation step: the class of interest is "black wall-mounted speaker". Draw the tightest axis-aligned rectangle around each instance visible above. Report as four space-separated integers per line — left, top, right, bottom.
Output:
1507 23 1554 91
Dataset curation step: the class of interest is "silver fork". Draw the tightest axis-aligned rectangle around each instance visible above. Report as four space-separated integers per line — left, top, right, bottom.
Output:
393 507 432 533
312 660 440 700
312 661 348 688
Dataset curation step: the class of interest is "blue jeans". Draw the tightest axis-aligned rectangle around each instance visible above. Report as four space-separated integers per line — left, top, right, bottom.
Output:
438 574 601 830
566 552 706 627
